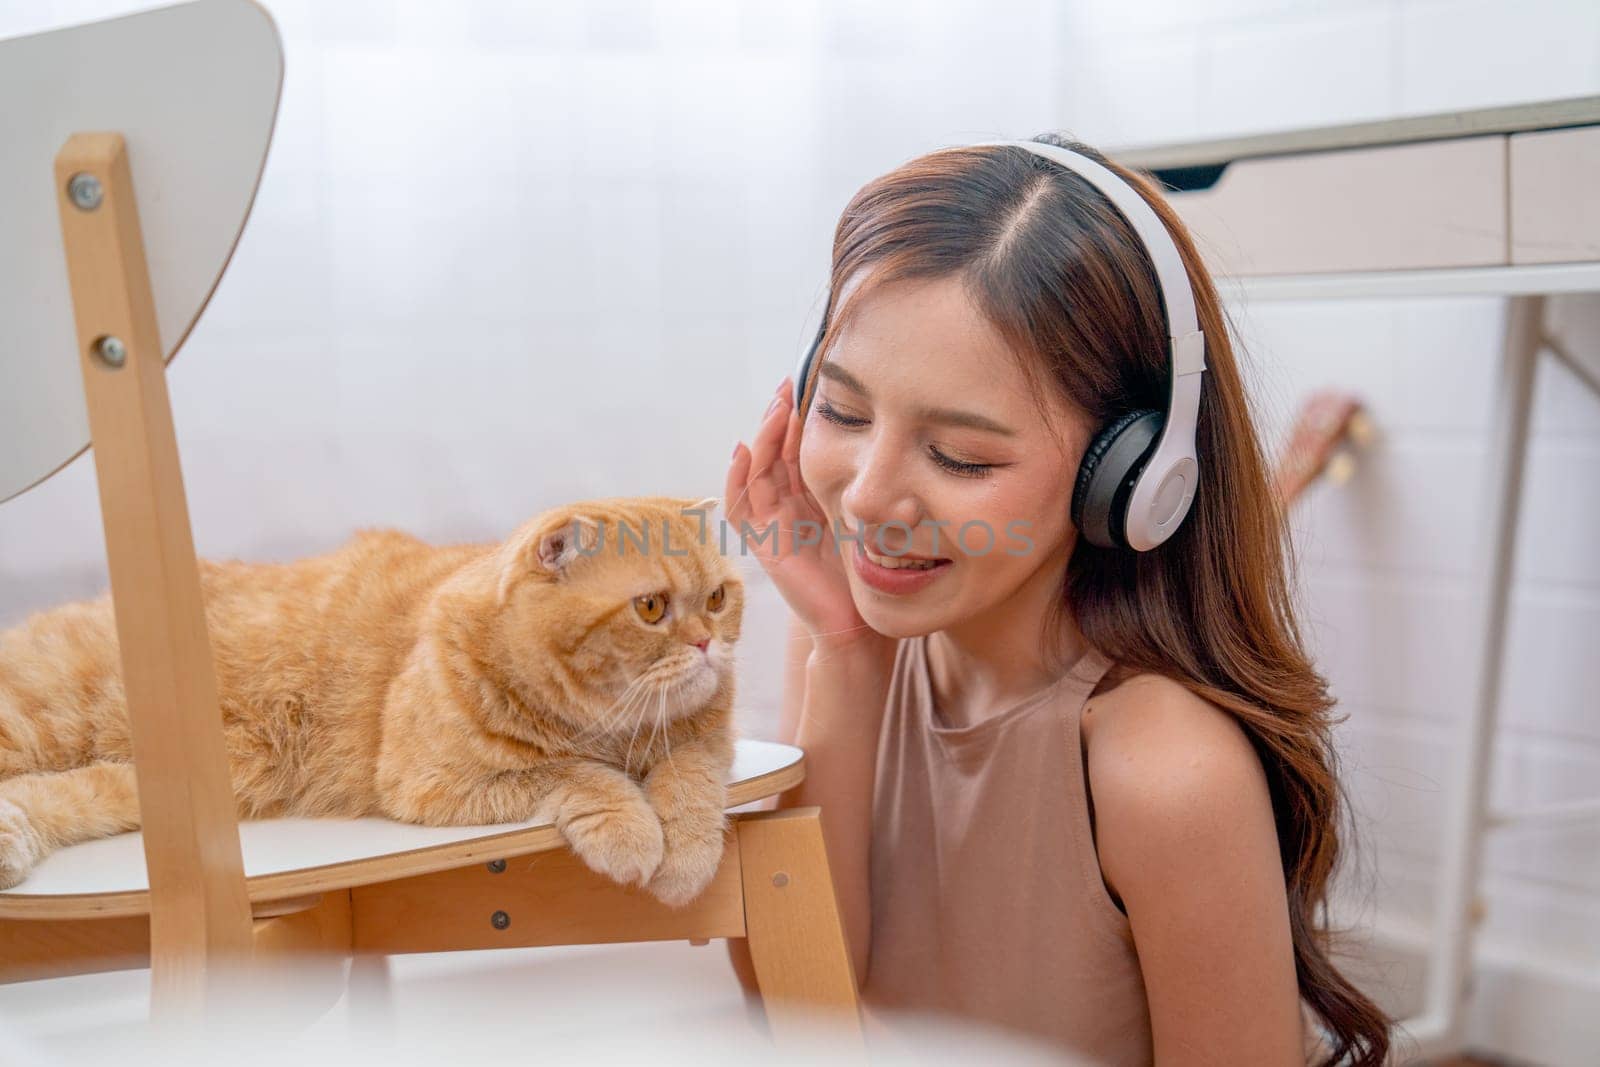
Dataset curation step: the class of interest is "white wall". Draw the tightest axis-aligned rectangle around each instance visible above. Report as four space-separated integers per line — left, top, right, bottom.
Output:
2 1 1596 1062
0 0 1068 736
1058 1 1600 1062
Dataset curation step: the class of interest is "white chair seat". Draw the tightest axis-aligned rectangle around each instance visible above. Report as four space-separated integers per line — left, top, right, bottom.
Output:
0 738 802 921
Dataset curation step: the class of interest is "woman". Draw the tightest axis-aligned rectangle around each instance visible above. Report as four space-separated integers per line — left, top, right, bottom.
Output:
722 134 1391 1065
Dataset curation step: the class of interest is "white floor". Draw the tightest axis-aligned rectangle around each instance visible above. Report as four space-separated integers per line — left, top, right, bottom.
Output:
0 940 1068 1066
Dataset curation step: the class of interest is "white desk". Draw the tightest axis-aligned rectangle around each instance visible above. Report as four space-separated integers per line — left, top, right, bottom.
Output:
1114 96 1600 1064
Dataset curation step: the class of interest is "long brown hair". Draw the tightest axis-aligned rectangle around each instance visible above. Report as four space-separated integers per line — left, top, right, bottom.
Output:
807 133 1390 1065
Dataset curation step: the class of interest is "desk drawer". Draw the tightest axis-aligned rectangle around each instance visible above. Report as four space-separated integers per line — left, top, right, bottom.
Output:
1510 125 1600 265
1161 135 1508 276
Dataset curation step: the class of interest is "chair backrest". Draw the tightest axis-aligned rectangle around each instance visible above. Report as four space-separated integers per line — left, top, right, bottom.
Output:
1 0 282 1010
0 0 282 504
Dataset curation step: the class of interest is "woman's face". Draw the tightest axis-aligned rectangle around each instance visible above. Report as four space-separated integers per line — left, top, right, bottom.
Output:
798 272 1092 640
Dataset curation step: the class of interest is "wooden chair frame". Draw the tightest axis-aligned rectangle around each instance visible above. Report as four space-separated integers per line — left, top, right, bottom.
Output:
0 131 860 1047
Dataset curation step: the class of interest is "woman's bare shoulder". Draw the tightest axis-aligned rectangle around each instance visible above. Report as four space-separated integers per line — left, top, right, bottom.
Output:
1083 667 1253 763
1080 668 1276 903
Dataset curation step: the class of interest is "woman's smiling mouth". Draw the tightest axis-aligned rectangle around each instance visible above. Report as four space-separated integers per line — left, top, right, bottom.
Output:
853 541 953 593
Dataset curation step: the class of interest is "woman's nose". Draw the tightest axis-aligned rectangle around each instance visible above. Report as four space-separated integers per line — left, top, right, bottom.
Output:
840 438 921 534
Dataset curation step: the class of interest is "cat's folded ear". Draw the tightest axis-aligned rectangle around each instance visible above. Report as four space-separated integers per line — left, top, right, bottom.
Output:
682 495 719 513
497 511 603 603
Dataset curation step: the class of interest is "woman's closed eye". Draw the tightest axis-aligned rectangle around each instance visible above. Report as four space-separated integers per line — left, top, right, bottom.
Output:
815 398 999 479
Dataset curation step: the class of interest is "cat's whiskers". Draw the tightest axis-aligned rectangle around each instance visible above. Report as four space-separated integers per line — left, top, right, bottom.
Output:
570 675 644 741
567 653 702 776
655 685 677 775
621 674 665 775
568 671 654 748
602 682 664 756
642 685 669 777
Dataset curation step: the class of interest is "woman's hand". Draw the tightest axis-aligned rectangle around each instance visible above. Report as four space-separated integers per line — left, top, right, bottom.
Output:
725 377 879 652
726 378 896 993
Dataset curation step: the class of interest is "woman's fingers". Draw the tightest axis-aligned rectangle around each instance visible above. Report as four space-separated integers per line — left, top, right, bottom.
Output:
724 442 753 526
730 448 785 560
746 387 789 479
727 378 815 560
780 407 804 504
745 381 792 518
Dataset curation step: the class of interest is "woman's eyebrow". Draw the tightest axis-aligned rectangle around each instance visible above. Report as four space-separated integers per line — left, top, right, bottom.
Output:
817 361 1017 437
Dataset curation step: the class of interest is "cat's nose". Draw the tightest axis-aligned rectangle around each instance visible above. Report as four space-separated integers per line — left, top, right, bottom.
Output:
690 638 709 653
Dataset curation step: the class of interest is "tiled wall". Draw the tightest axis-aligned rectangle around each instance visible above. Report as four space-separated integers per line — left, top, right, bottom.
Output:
2 1 1596 1060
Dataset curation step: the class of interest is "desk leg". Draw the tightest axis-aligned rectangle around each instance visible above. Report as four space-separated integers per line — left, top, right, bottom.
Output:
1399 295 1544 1062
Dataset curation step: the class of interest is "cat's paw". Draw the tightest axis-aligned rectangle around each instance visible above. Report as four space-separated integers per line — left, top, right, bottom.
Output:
560 797 665 889
646 818 730 908
0 799 43 891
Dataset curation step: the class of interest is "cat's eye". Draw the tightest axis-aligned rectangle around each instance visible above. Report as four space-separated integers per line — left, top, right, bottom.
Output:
707 584 725 612
634 593 667 624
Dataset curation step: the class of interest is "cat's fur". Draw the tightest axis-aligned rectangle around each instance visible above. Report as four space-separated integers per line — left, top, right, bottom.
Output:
0 495 743 907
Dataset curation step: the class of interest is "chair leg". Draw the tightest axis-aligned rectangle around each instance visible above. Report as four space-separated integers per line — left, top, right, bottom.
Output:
733 807 862 1048
347 951 395 1032
249 891 352 1023
55 131 254 1019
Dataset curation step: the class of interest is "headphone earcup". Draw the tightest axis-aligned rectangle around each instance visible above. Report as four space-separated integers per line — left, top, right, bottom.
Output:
1071 409 1163 550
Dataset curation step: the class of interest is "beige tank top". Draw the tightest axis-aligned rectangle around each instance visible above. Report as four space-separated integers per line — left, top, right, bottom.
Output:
861 632 1153 1064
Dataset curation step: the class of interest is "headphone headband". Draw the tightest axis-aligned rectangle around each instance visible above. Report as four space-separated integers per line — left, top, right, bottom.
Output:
967 141 1202 352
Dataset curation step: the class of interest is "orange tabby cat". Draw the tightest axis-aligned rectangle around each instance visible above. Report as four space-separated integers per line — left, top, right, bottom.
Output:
0 495 743 907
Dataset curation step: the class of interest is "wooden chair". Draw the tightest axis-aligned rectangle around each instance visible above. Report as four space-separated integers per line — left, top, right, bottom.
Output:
0 0 859 1043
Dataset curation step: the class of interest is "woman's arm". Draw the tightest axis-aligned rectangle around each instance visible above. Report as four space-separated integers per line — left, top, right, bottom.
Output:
1086 674 1306 1065
776 632 896 986
777 610 812 745
726 615 894 994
